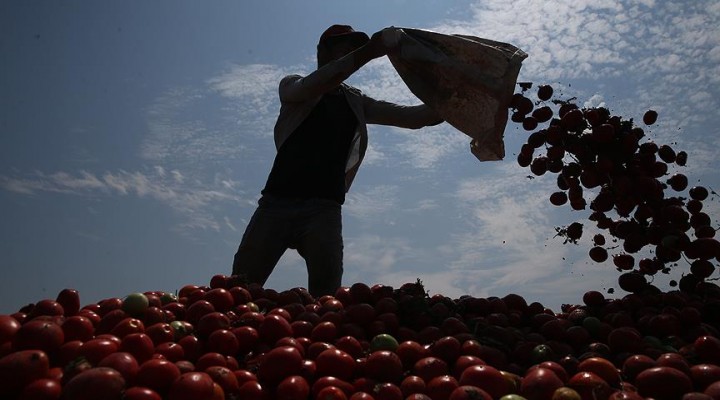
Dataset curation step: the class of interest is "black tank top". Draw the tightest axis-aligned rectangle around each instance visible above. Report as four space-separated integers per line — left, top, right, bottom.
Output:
262 90 358 204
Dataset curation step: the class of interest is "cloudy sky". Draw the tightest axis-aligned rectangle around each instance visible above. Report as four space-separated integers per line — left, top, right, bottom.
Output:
1 0 718 314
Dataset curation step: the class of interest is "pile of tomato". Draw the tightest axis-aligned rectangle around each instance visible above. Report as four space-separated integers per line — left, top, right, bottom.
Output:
2 276 720 399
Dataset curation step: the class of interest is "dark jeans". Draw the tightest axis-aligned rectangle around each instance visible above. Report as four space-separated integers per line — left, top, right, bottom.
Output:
231 195 343 298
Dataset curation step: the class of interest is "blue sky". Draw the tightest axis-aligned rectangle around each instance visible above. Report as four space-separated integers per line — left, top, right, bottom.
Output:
1 0 718 314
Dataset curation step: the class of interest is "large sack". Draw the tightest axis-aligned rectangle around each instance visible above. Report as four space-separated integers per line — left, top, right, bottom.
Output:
384 28 527 161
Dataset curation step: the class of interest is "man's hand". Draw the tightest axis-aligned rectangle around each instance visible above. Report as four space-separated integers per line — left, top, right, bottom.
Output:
365 30 390 60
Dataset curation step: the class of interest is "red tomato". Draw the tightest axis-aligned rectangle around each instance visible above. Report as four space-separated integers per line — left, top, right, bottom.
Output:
56 288 81 317
577 357 621 387
231 325 259 355
695 336 720 364
98 297 124 316
396 340 429 369
229 286 252 305
312 376 355 398
520 367 564 400
268 307 292 321
316 348 356 380
413 356 450 383
0 315 21 344
203 288 234 312
257 345 304 385
291 320 314 338
195 352 228 371
123 386 162 400
400 375 427 397
61 315 94 342
276 336 307 357
185 300 215 325
258 313 293 345
365 350 404 383
205 365 240 396
532 361 569 383
426 375 459 400
12 319 64 354
308 341 335 360
690 364 720 391
374 382 404 400
77 337 119 365
57 340 84 366
405 395 433 400
76 309 101 327
448 385 493 400
237 380 270 400
135 358 182 394
0 349 50 397
177 335 203 362
335 335 364 359
458 364 510 399
198 312 232 339
566 371 613 400
153 342 183 362
28 299 65 319
655 352 691 376
145 322 174 346
62 367 126 400
452 355 485 378
316 385 348 400
98 352 139 384
207 329 240 356
276 375 311 400
110 317 145 338
167 371 216 400
621 354 656 381
19 377 62 400
95 309 128 334
349 392 376 400
234 368 257 386
312 321 339 342
120 333 155 364
635 366 693 400
429 336 462 364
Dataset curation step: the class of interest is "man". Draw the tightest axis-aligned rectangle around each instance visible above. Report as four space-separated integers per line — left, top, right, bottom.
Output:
231 25 441 298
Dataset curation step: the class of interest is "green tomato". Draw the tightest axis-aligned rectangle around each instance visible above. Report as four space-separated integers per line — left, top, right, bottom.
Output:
369 333 399 352
122 293 149 316
159 292 177 305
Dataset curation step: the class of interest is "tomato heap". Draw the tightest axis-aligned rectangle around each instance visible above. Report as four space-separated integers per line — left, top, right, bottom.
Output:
510 84 720 295
3 278 720 399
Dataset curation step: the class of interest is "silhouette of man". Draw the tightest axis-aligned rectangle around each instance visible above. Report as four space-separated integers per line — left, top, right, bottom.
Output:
232 25 442 297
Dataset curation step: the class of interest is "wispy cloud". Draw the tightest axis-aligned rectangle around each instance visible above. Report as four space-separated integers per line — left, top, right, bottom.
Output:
0 168 246 232
344 184 400 219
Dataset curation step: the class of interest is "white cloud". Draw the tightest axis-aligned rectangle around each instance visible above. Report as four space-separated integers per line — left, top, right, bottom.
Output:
0 168 246 232
344 184 399 219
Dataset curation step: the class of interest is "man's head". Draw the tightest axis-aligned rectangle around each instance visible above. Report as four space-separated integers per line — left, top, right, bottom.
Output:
317 25 369 66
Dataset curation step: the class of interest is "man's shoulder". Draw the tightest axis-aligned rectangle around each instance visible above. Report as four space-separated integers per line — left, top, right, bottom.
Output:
280 74 304 84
